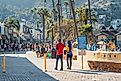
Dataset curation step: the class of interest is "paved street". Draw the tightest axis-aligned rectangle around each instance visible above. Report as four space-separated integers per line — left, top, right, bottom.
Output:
0 56 57 81
26 51 121 81
0 52 121 81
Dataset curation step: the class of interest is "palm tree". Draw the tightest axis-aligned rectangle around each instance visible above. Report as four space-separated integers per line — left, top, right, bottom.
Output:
78 24 92 44
52 0 57 21
56 0 62 39
4 16 20 31
31 8 51 43
76 7 97 44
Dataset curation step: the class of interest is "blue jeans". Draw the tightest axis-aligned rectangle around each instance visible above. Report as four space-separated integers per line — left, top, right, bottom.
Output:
67 53 73 69
55 54 63 70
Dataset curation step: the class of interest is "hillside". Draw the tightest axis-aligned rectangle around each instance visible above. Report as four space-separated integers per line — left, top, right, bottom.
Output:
90 0 121 26
0 0 86 22
1 0 121 27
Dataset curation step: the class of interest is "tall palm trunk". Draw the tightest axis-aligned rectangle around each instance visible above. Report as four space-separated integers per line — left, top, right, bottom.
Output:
44 0 46 7
64 2 68 19
70 0 78 41
88 0 92 24
69 1 72 19
57 0 61 39
52 0 57 21
65 5 68 19
60 0 63 22
88 0 93 43
42 14 45 43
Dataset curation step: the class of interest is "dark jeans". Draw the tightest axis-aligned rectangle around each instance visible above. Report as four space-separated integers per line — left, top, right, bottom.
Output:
67 54 73 69
55 54 63 70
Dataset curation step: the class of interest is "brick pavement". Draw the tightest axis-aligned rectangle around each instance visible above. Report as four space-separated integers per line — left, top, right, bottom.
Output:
1 52 121 81
26 51 121 81
0 56 57 81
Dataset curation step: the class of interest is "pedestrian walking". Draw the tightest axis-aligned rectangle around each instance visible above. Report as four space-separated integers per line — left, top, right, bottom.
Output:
55 39 65 71
66 40 73 70
40 44 45 57
36 43 40 58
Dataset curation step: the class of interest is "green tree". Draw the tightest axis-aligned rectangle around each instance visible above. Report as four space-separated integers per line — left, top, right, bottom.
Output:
31 7 51 43
4 16 20 31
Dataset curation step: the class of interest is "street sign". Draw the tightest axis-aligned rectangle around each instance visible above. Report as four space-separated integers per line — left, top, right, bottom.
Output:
78 36 87 69
78 36 87 49
79 50 86 55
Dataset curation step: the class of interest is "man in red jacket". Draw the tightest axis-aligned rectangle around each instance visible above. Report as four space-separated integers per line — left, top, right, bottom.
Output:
55 39 65 71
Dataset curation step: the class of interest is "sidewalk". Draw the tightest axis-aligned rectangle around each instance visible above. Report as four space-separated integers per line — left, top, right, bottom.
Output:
26 51 121 81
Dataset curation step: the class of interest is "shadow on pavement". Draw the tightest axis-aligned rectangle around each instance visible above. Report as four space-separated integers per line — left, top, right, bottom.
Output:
63 69 112 75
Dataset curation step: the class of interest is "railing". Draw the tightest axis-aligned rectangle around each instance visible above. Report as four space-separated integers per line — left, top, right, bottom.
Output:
0 51 26 54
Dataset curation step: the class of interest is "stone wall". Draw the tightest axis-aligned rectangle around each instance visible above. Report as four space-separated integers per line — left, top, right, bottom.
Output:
87 52 121 72
88 60 121 72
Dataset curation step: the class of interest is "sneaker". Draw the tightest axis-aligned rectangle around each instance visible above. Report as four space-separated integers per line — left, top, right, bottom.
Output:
69 68 71 70
60 69 63 71
54 68 57 70
67 67 70 69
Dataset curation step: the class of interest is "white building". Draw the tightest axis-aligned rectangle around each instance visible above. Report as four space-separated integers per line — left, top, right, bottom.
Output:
111 19 121 29
19 21 42 43
0 22 5 35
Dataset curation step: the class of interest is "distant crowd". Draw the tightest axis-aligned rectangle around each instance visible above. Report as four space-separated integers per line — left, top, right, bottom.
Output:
0 42 51 53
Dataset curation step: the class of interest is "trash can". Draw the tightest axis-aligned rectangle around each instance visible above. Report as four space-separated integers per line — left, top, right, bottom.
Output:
51 48 56 58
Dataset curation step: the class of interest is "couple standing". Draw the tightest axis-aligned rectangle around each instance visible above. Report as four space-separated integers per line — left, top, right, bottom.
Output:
55 39 73 71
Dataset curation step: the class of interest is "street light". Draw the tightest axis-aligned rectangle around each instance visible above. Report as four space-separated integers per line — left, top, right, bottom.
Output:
51 23 54 48
51 22 56 58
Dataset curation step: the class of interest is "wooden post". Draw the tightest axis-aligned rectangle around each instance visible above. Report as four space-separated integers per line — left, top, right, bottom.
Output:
44 52 47 72
2 55 6 73
82 54 83 69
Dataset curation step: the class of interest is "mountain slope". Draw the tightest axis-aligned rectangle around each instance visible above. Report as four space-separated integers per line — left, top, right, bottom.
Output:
0 0 86 21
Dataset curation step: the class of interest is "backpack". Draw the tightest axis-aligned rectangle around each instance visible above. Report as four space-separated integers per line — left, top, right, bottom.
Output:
41 47 45 53
65 45 69 52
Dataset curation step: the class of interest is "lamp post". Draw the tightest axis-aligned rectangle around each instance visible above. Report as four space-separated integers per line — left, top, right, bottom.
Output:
51 23 54 48
51 23 56 58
